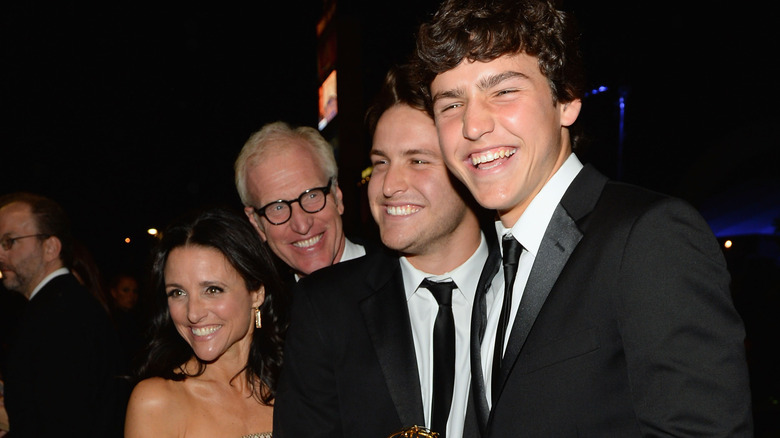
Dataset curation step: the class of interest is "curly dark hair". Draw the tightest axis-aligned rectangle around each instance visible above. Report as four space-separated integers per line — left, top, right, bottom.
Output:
414 0 585 108
135 206 288 405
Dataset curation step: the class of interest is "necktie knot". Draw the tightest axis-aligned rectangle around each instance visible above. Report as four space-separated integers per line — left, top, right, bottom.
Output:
502 235 522 268
421 279 456 307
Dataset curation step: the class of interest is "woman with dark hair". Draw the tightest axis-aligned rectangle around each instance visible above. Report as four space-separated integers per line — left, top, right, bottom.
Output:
124 207 287 438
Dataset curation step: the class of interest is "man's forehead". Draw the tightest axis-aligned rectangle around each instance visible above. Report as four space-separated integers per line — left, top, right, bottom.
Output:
247 148 328 202
0 202 36 234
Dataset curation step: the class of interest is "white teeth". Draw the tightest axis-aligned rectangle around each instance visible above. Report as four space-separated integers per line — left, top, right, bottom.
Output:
471 148 516 166
192 325 220 336
293 233 323 248
386 205 420 216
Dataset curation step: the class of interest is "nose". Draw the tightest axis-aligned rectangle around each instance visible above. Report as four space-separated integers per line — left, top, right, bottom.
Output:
382 163 408 198
287 202 314 234
187 296 208 323
462 98 494 141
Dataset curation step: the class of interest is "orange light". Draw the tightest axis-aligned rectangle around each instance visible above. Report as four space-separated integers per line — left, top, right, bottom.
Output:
724 240 732 249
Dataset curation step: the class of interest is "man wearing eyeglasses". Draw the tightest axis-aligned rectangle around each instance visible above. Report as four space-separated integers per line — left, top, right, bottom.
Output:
235 121 367 281
0 192 126 437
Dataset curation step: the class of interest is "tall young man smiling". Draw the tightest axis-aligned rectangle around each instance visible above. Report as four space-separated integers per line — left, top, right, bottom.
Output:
415 0 753 436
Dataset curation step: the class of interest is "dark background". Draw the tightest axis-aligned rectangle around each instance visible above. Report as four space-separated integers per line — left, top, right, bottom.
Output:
2 1 779 432
3 1 778 263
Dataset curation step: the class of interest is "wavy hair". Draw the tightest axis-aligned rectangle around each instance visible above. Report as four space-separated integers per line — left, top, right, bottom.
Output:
414 0 585 109
135 207 288 405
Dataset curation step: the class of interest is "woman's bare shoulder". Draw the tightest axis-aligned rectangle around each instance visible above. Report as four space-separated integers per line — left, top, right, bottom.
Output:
125 378 186 437
131 377 186 406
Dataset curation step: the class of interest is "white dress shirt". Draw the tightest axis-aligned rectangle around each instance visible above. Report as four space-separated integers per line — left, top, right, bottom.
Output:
294 237 366 282
400 232 488 438
340 237 366 263
481 153 584 407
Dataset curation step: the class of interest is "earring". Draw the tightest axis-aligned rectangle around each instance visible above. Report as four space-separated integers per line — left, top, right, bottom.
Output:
254 307 262 329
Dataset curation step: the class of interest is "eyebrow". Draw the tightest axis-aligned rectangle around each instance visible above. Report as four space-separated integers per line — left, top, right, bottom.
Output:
432 70 529 103
371 148 438 158
164 280 227 290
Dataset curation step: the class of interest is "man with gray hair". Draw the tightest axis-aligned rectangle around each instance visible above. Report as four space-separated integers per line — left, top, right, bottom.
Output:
235 121 366 280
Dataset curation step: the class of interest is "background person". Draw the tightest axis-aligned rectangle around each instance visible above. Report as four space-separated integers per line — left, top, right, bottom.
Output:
0 192 126 437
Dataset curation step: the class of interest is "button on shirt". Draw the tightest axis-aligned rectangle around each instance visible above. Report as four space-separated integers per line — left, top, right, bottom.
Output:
480 153 583 407
401 232 488 438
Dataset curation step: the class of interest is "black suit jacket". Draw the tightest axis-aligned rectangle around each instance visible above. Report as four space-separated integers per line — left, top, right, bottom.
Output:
470 165 753 437
275 237 496 437
4 273 127 438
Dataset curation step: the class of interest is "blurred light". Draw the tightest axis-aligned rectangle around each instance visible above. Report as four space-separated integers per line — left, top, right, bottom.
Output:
724 239 733 249
586 85 609 97
124 237 131 244
147 228 158 236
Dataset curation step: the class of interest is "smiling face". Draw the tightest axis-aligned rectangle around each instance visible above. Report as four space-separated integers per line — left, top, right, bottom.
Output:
164 245 263 363
243 140 346 277
430 53 581 227
369 104 480 273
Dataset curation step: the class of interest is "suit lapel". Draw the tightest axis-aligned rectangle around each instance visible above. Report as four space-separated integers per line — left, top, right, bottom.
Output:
471 225 501 435
360 255 425 428
492 164 607 401
497 205 582 383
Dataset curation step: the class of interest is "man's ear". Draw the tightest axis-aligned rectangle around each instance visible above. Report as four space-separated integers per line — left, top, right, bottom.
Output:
333 184 345 215
560 98 582 127
245 207 268 241
43 235 62 263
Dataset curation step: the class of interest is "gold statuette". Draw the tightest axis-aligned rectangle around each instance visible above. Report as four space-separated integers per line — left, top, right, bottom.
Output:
388 425 439 438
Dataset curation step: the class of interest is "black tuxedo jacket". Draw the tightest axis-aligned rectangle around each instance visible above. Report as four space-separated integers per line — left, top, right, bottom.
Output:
4 273 127 438
274 240 496 437
470 165 753 437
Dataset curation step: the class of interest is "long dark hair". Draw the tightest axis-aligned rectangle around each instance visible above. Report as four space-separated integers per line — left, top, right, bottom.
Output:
135 206 288 404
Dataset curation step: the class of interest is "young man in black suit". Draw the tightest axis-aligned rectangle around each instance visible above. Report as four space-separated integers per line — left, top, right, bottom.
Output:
0 192 126 437
274 64 498 438
414 0 753 436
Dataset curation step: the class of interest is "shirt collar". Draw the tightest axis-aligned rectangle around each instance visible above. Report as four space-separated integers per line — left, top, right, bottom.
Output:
294 237 366 282
339 237 366 263
496 153 583 255
400 231 488 304
29 267 70 300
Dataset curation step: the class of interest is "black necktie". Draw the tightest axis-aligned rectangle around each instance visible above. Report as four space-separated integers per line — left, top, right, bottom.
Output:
492 235 522 402
421 278 457 438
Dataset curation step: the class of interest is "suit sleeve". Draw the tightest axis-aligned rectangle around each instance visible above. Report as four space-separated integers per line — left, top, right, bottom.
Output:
274 283 342 438
617 197 752 436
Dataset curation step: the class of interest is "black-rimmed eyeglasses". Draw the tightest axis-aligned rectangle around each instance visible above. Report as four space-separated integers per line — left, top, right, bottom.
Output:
0 234 50 251
253 179 333 226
